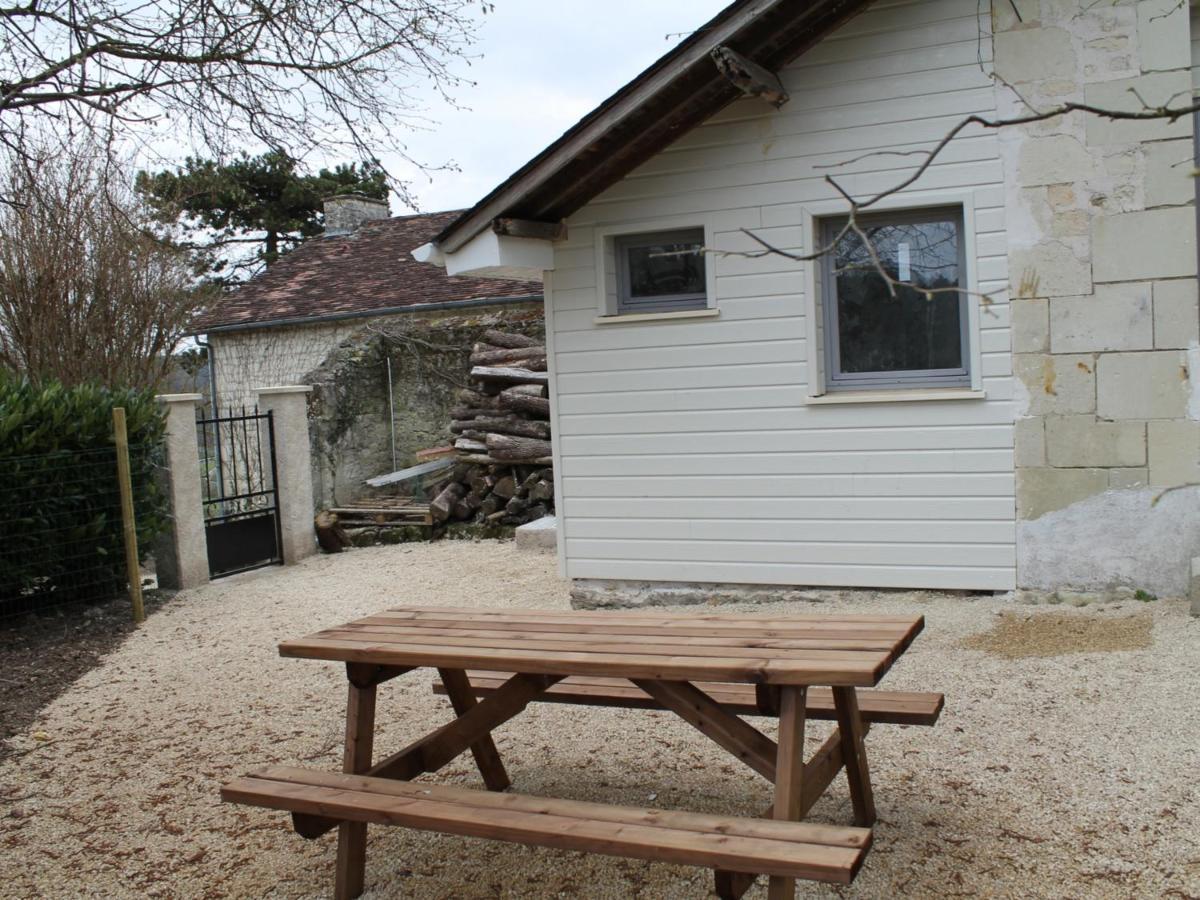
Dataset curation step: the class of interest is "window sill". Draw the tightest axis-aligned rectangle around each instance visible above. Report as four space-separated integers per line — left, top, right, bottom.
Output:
805 388 986 405
593 308 719 326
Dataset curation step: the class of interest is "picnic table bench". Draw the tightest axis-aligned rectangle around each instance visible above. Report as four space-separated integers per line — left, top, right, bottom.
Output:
221 605 940 899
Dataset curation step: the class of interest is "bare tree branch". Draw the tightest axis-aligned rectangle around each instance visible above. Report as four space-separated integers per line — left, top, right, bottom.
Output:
0 0 491 200
0 141 213 388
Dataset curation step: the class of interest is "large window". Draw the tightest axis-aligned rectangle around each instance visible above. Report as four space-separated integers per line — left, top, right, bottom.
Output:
614 228 708 314
820 207 969 391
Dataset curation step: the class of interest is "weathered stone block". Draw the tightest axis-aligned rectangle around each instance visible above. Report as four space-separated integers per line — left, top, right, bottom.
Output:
1096 350 1190 419
1018 134 1095 186
1137 0 1192 73
1109 467 1148 489
1018 486 1200 596
1014 416 1046 468
1144 139 1195 208
1011 298 1050 353
1045 415 1146 467
1016 466 1109 520
994 27 1076 83
1084 71 1193 144
515 514 557 551
1148 420 1200 487
1009 241 1093 298
1093 208 1197 282
1015 353 1096 415
1050 209 1090 239
1048 283 1152 353
1152 279 1200 349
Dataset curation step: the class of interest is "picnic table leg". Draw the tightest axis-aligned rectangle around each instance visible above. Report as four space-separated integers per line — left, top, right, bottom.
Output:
832 686 876 827
437 667 511 791
334 677 376 900
767 685 807 900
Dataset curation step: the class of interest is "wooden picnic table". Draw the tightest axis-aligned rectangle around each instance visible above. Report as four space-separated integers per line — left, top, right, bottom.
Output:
222 605 938 900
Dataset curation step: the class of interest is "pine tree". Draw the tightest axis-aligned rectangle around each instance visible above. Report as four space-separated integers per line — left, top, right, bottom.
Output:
136 152 389 282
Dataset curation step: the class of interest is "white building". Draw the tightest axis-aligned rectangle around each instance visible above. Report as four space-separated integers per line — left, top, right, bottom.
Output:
418 0 1200 602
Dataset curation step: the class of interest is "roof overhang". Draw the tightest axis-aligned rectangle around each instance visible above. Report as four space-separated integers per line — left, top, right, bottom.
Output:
416 231 554 281
425 0 872 258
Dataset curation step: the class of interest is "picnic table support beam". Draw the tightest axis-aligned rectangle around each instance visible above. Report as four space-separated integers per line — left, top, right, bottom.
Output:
438 667 511 791
632 679 778 781
714 721 874 900
346 662 413 688
370 672 562 781
292 672 562 843
832 687 876 827
334 678 376 900
768 685 807 900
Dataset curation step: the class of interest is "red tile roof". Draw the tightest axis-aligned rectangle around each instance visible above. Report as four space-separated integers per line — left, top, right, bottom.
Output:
195 210 543 332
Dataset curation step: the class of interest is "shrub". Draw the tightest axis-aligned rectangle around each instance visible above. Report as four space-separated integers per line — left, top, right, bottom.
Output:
0 377 168 613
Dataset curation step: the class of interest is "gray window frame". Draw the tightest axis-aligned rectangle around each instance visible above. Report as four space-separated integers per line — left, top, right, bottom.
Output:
819 206 970 392
614 228 708 314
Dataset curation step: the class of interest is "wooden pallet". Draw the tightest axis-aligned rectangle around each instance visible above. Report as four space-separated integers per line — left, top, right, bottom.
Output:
331 500 432 526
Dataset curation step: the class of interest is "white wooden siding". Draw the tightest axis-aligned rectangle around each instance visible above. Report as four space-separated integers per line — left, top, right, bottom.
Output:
546 0 1015 591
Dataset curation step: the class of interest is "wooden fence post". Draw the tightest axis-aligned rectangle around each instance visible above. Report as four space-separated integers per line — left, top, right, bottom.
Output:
112 407 145 623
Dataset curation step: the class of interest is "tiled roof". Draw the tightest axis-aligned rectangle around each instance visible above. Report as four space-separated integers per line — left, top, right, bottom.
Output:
195 210 543 332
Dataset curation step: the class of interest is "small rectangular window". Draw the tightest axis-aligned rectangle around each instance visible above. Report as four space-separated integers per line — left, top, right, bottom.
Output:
820 207 969 391
614 228 707 314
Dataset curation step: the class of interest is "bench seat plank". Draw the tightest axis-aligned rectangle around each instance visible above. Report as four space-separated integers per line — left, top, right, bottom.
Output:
222 766 871 885
434 673 943 727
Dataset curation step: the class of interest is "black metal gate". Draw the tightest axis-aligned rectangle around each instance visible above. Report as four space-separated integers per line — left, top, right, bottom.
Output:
196 406 283 578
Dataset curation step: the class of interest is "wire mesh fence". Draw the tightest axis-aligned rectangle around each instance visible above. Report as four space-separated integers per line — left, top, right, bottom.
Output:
0 441 163 621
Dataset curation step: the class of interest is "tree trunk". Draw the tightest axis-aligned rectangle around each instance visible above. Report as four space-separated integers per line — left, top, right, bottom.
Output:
430 482 466 523
483 329 540 349
487 433 553 461
504 384 547 398
314 510 351 553
470 365 549 386
451 416 550 439
469 345 547 369
498 391 550 419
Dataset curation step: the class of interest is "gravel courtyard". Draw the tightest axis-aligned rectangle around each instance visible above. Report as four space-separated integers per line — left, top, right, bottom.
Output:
2 540 1198 899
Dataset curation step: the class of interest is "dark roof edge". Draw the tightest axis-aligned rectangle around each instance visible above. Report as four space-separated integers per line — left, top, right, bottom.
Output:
192 293 544 336
430 0 777 252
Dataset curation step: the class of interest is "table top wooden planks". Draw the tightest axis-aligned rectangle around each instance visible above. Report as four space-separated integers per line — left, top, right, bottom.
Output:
279 605 924 687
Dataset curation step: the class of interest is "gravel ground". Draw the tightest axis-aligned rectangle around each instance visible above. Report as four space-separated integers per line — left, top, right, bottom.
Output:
0 588 171 756
2 540 1198 899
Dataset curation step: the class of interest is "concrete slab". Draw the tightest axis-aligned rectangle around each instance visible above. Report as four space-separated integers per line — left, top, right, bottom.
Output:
514 515 556 551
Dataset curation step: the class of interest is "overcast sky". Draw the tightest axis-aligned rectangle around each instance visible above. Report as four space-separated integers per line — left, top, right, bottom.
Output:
383 1 730 215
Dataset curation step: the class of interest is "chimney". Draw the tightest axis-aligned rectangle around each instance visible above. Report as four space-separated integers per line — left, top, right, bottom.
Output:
323 192 389 236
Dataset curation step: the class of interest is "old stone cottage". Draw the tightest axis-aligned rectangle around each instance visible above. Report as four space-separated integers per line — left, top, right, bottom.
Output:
416 0 1200 601
193 197 543 505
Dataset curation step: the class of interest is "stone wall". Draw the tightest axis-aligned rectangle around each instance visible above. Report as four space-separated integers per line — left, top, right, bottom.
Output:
996 0 1200 595
209 321 364 410
304 304 544 507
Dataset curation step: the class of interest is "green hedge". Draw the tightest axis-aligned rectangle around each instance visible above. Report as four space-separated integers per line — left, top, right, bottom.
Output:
0 378 168 613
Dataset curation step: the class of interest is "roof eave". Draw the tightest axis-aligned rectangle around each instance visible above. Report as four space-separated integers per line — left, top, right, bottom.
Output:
432 0 871 254
190 292 544 336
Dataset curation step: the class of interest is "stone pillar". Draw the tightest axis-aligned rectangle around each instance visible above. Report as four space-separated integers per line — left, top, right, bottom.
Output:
256 385 316 565
154 393 209 590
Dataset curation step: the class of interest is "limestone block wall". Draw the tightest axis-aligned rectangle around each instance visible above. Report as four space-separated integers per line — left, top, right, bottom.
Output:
997 0 1200 595
209 321 363 411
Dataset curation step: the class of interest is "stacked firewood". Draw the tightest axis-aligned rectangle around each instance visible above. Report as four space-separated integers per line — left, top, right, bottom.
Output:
429 329 553 527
